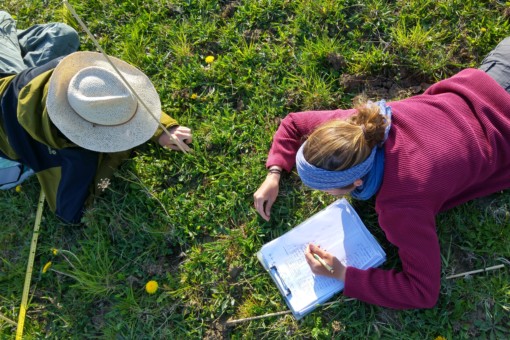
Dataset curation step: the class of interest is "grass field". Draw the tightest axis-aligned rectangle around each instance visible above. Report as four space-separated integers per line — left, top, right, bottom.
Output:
1 0 509 339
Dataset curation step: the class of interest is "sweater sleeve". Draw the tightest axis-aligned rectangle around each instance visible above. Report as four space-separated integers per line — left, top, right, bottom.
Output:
150 111 179 143
266 109 357 171
343 206 441 309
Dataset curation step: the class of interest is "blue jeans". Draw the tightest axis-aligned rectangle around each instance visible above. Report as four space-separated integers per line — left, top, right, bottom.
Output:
0 11 79 189
479 36 510 93
0 11 79 74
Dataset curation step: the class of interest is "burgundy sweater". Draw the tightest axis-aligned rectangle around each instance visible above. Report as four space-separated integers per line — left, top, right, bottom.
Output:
266 69 510 309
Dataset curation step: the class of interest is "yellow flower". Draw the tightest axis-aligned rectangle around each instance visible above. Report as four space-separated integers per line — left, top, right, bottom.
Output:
434 336 447 340
51 248 59 255
15 185 22 193
480 27 487 33
42 261 52 274
191 93 198 100
205 55 215 64
145 280 158 294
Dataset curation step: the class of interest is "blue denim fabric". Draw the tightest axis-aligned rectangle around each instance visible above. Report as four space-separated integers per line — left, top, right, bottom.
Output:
479 36 510 93
0 11 79 74
0 11 79 189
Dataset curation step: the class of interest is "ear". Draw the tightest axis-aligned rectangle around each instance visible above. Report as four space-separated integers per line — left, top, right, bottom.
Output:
353 179 363 187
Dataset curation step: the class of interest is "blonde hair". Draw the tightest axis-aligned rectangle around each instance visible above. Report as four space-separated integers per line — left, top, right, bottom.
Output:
303 103 388 171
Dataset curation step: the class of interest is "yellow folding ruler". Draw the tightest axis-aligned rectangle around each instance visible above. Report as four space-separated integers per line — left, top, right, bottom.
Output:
16 190 45 340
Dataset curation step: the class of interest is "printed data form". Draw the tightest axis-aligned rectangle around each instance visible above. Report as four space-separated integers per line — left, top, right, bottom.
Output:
258 198 386 316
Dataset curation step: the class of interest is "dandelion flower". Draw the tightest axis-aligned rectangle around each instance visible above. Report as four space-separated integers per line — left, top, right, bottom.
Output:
51 248 59 256
205 55 215 64
15 185 22 193
191 93 198 100
480 27 487 33
42 261 52 274
145 280 158 294
434 336 447 340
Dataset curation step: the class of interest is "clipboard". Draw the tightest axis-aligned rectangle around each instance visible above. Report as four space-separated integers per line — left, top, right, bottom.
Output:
256 198 386 320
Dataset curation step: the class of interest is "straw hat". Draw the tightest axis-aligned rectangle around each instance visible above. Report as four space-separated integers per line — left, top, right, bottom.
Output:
46 51 161 153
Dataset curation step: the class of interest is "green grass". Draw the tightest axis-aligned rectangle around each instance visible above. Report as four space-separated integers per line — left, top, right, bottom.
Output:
1 0 509 338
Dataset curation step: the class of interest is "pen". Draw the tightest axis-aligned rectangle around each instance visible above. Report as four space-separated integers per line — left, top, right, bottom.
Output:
313 253 334 273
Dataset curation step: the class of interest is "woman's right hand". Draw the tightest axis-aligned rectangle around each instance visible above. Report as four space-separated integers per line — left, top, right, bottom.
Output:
253 169 281 221
305 243 346 281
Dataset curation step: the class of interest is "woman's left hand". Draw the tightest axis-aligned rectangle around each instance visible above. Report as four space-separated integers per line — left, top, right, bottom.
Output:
305 243 347 281
158 126 192 152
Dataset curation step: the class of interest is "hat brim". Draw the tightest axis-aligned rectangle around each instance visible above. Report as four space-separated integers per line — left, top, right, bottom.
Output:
46 51 161 153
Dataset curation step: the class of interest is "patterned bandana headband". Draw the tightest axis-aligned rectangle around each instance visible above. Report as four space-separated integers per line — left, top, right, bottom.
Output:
296 100 392 191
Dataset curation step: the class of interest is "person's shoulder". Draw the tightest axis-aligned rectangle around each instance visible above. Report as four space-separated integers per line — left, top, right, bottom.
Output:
0 75 16 96
447 68 496 84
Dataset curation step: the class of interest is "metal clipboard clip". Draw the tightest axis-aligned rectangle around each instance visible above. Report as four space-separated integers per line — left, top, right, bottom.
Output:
270 265 291 296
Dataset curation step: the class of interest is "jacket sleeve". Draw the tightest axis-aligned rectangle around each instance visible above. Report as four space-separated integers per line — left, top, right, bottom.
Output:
343 206 441 309
266 108 357 171
150 111 178 143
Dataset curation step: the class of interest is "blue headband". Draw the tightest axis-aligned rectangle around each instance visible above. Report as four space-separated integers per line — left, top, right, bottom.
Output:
296 100 392 191
296 143 377 190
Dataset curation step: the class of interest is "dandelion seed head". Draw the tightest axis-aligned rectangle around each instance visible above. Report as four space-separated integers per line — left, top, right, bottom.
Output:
97 178 111 192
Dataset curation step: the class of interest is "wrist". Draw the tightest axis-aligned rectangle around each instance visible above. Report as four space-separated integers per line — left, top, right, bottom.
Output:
158 133 167 146
336 265 347 281
267 166 283 176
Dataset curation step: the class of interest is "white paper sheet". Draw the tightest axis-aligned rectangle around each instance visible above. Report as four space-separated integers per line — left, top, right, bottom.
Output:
257 198 385 319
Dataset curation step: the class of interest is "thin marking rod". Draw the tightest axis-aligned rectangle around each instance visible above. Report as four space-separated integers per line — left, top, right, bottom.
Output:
62 0 188 153
445 264 505 279
0 312 16 326
16 190 46 340
225 264 507 326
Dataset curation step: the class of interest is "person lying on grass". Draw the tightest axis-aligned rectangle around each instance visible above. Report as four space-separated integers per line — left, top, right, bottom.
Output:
0 11 192 223
253 37 510 309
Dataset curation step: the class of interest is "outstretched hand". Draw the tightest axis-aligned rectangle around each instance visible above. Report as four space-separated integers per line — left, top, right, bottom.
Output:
253 171 281 221
305 243 346 281
159 126 193 152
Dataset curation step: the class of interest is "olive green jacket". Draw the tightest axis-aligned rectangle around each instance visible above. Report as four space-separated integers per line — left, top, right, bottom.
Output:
0 66 178 222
